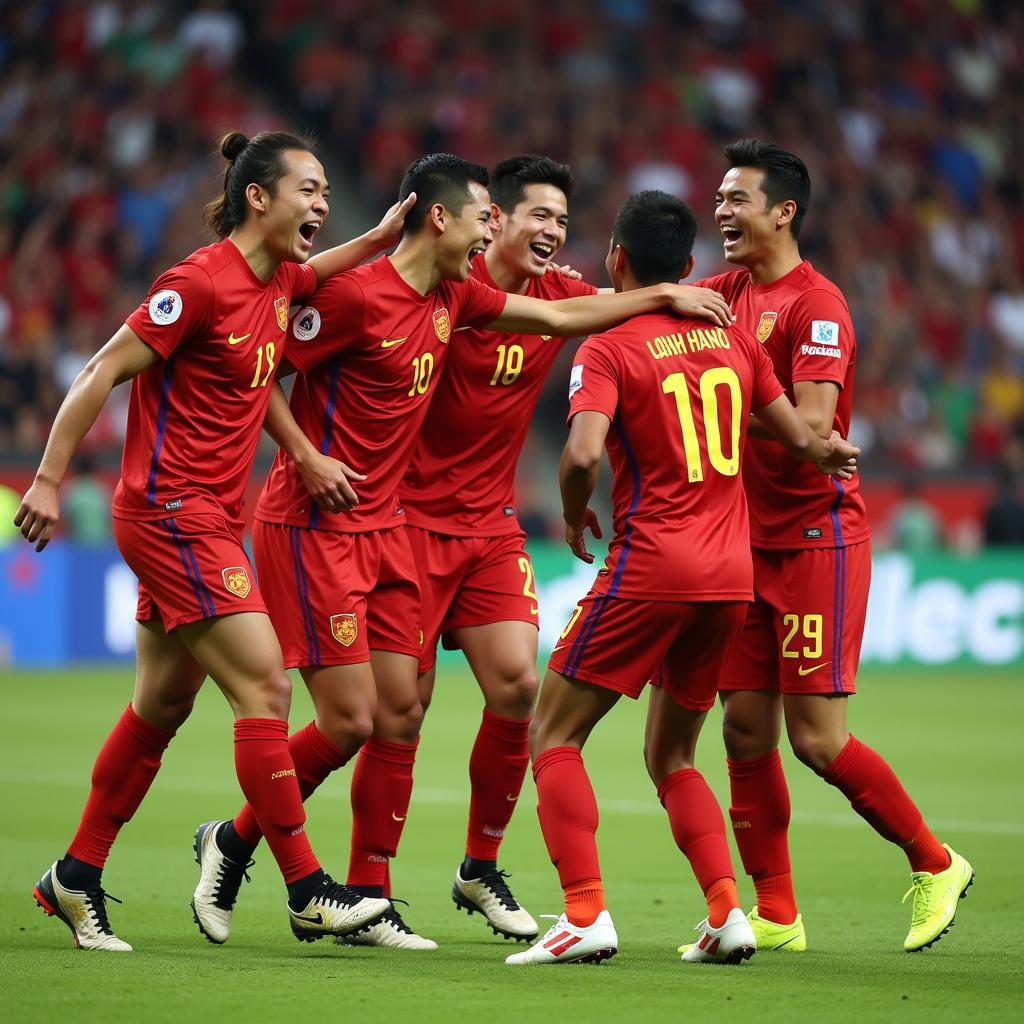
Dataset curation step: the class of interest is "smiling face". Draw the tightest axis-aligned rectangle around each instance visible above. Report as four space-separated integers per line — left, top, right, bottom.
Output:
492 182 569 279
436 180 494 281
258 149 330 263
714 165 790 267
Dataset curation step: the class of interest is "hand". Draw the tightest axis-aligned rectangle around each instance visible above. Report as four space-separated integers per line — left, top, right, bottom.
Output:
545 262 583 281
665 285 734 328
816 430 860 479
296 453 366 513
564 506 602 563
371 192 417 250
14 479 60 552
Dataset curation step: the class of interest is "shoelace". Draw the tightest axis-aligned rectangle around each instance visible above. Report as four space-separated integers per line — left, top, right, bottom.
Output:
318 877 374 910
478 869 521 911
537 913 566 942
85 888 122 936
902 874 934 928
213 857 254 910
352 897 413 937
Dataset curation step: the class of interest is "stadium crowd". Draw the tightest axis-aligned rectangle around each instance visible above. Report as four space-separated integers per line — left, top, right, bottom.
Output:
1 0 1022 491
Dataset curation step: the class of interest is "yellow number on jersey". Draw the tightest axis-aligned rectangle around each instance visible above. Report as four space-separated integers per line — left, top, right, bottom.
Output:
517 555 539 614
781 613 824 659
490 344 525 386
408 352 435 397
250 341 276 388
560 604 583 640
661 367 741 482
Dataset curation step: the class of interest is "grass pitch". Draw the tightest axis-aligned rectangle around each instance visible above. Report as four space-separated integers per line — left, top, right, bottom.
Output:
1 664 1020 1024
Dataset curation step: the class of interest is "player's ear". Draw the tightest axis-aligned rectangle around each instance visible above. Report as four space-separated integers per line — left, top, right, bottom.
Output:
679 254 695 281
612 245 627 276
245 182 269 216
776 199 796 232
489 202 502 232
428 203 447 234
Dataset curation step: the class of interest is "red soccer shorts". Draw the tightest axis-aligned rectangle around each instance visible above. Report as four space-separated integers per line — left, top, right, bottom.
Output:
406 527 539 675
252 521 421 670
718 541 870 695
548 592 749 711
113 513 267 632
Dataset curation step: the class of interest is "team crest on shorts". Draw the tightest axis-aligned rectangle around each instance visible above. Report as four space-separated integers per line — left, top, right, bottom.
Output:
221 566 251 599
330 613 358 647
756 311 779 343
274 296 289 331
432 306 451 343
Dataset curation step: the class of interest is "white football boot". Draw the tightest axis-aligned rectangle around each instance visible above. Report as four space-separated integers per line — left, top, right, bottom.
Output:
681 907 756 964
33 862 132 951
336 900 438 950
191 820 253 944
288 876 389 942
505 911 617 965
452 866 538 941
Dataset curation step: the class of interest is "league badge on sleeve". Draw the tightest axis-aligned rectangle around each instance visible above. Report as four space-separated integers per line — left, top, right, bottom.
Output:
149 289 183 325
221 566 252 599
569 364 583 398
756 310 778 343
433 306 452 343
812 320 839 344
292 306 321 340
330 613 358 647
275 296 289 331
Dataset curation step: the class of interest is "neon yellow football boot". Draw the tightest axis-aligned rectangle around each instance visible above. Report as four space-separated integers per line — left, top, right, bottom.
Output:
903 844 974 952
678 905 805 954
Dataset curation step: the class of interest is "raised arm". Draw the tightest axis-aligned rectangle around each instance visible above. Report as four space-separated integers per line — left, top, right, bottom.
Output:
15 326 158 550
489 282 734 337
559 410 610 563
308 193 417 283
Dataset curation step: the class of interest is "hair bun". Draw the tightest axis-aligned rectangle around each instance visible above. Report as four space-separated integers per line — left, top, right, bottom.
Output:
221 132 249 161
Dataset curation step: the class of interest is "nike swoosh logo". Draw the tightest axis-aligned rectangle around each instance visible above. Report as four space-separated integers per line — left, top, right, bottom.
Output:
227 332 252 346
381 336 408 348
505 793 518 802
797 661 830 676
391 811 406 821
291 911 324 925
773 935 798 949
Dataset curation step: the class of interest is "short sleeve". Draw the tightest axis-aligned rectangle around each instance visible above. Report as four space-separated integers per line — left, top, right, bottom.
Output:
126 263 214 359
567 336 620 424
452 276 508 329
287 260 319 304
287 272 365 373
788 290 853 388
746 330 786 411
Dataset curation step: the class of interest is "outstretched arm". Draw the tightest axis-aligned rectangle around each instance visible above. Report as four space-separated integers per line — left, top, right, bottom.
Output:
489 283 734 337
560 410 610 563
15 325 158 550
308 193 417 283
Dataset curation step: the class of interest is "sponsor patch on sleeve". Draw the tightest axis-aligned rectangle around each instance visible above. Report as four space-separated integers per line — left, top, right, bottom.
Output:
568 363 583 398
811 320 839 344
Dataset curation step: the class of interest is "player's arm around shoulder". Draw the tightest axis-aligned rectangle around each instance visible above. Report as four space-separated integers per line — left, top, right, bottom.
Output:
15 324 160 551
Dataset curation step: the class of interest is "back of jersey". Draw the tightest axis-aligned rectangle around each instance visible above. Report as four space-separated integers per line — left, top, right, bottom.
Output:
568 312 784 601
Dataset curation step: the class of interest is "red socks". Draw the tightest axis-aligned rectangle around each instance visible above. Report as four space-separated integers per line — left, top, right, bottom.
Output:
822 736 949 874
563 880 606 927
233 721 351 847
728 750 797 924
466 710 530 861
233 718 320 884
533 746 604 925
657 768 736 898
347 737 418 893
67 704 174 868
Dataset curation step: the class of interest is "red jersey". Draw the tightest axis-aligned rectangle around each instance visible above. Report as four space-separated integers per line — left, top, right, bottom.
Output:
113 240 316 525
697 261 869 550
568 313 783 601
255 256 507 533
401 258 597 536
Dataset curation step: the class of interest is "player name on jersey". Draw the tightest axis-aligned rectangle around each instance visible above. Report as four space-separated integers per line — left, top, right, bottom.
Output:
646 328 732 359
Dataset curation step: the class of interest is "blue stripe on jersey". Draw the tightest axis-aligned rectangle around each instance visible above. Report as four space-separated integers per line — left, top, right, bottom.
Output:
563 415 643 679
147 355 178 506
832 545 847 693
309 358 344 531
829 477 846 547
162 517 216 619
288 526 322 667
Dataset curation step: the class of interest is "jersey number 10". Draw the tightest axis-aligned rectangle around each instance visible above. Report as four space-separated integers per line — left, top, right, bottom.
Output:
661 367 741 482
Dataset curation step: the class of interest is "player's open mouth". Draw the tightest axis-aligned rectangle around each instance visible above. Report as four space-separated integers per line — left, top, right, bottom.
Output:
721 226 742 250
467 245 486 263
529 242 554 263
298 221 321 248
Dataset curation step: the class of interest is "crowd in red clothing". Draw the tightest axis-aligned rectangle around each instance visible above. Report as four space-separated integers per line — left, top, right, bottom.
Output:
2 0 1023 480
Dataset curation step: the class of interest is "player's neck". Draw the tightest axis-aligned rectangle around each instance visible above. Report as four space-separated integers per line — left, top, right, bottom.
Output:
484 247 530 295
389 237 442 295
744 244 802 286
227 231 279 283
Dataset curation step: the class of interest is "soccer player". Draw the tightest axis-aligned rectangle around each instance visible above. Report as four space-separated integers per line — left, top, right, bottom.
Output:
506 190 859 966
13 130 421 950
691 139 973 954
190 153 736 950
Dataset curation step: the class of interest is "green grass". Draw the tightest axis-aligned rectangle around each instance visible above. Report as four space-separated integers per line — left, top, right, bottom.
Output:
1 665 1020 1024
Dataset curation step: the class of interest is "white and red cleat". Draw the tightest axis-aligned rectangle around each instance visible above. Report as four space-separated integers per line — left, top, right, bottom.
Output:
681 907 756 964
505 911 617 966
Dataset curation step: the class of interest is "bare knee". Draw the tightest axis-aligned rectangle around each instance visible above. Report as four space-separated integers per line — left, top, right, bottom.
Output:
643 741 696 788
248 672 292 721
374 694 424 745
317 704 375 754
484 663 539 720
788 724 847 774
722 704 778 761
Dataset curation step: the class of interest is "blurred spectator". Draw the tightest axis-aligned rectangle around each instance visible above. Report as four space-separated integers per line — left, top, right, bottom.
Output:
887 474 943 553
63 455 112 546
983 464 1024 546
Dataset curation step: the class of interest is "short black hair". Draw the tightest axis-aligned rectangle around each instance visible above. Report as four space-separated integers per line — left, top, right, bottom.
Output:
723 138 811 238
398 153 489 235
611 191 697 287
488 154 575 213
